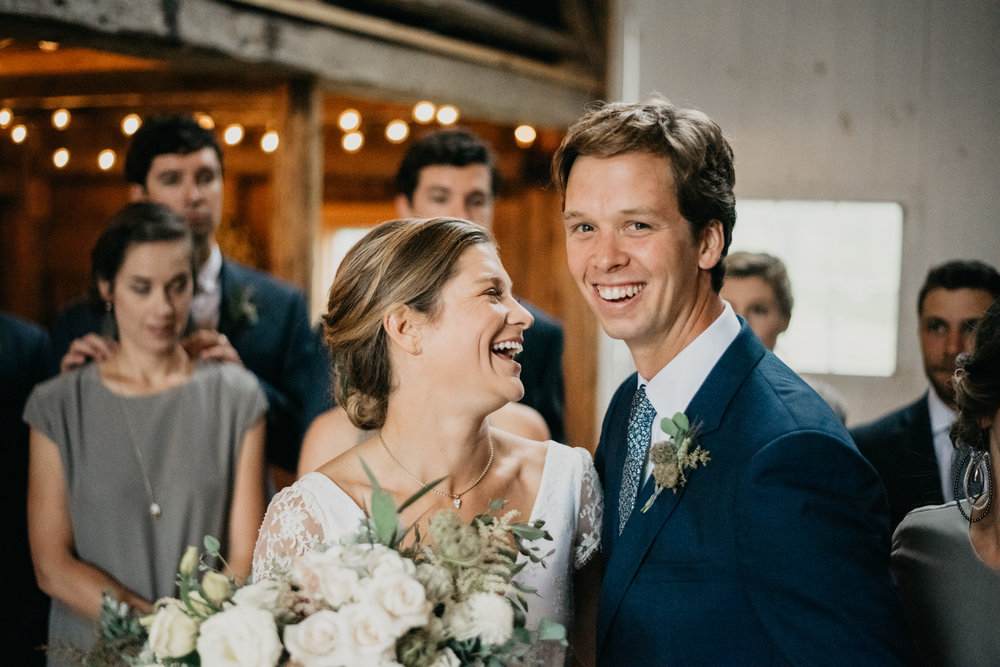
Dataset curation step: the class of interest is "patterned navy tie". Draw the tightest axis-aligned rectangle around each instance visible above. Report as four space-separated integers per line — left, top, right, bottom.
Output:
619 384 656 534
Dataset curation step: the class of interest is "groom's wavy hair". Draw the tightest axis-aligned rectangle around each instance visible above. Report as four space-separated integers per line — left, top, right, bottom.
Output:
323 217 494 430
551 96 736 292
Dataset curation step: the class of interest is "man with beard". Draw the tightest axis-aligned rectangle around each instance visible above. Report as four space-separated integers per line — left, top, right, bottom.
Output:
851 259 1000 531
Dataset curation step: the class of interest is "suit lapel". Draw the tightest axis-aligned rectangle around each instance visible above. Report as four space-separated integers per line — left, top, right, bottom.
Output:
596 324 766 653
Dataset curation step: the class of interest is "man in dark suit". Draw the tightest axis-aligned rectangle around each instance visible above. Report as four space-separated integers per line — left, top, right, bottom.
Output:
2 312 54 664
394 128 565 440
851 260 1000 531
553 98 915 664
54 115 330 477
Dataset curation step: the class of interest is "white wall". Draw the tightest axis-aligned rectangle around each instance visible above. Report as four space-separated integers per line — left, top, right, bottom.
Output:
601 0 1000 426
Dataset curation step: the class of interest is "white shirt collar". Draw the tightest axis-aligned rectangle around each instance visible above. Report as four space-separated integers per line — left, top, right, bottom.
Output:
639 301 742 427
927 387 958 502
198 243 223 294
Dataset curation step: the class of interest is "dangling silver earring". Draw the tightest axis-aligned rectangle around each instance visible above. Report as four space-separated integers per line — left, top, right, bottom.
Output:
105 300 113 312
955 447 993 523
101 299 118 340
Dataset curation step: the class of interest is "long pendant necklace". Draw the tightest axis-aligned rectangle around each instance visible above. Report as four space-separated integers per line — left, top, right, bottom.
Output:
115 360 163 520
378 430 494 509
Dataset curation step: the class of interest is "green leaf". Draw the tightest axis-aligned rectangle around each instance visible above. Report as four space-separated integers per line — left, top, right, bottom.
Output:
660 417 679 437
672 412 689 430
203 535 221 557
537 618 567 641
361 459 400 546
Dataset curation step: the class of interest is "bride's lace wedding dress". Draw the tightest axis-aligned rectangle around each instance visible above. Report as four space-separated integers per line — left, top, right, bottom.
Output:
253 442 603 665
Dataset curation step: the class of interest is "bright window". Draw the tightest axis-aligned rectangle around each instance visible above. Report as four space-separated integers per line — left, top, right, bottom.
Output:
732 200 904 376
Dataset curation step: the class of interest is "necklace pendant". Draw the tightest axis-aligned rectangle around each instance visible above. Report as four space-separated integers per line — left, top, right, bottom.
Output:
453 498 461 509
149 502 162 519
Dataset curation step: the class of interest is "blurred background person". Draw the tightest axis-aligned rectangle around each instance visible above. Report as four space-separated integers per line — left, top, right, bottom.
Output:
721 251 848 422
52 114 330 488
891 296 1000 665
852 260 1000 531
25 203 267 662
1 312 55 664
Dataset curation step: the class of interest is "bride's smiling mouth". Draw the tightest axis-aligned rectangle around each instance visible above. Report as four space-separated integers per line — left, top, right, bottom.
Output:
596 283 645 302
491 339 523 361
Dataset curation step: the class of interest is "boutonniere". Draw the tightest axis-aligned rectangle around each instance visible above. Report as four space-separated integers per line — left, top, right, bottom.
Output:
640 412 710 513
226 285 259 329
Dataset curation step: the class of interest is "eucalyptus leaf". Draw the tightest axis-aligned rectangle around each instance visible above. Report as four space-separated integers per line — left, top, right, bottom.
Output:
673 412 690 430
537 618 567 641
361 459 400 546
661 418 680 437
203 535 221 556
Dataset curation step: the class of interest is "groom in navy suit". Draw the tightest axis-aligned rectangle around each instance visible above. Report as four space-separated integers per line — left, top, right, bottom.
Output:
553 98 916 664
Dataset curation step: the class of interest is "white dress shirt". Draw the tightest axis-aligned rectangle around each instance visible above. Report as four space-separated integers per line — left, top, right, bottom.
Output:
190 243 223 329
927 388 958 503
637 302 742 479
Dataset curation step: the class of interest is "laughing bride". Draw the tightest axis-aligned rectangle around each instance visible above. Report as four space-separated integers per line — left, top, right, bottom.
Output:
252 217 601 665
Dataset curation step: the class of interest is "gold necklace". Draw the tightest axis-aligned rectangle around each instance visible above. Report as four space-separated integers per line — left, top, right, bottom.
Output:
377 430 494 509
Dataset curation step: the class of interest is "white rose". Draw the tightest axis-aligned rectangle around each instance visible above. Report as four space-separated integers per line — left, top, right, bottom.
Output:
316 564 361 609
363 572 431 633
366 546 415 578
284 609 353 667
202 571 233 605
341 601 400 660
339 543 375 570
446 593 513 646
196 605 283 666
232 579 289 610
147 599 198 659
429 648 461 667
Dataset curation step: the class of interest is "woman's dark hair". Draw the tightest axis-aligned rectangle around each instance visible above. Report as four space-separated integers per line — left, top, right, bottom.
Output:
323 217 493 430
951 297 1000 451
89 202 195 305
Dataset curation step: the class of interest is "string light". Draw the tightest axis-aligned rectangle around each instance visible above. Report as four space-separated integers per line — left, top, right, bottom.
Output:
223 124 244 145
11 124 27 143
196 113 215 130
52 108 71 129
37 40 59 52
260 131 279 153
412 101 436 124
0 108 11 128
514 125 537 148
52 148 69 168
342 131 364 153
338 109 361 132
98 149 116 170
121 113 142 136
435 105 459 125
385 120 409 144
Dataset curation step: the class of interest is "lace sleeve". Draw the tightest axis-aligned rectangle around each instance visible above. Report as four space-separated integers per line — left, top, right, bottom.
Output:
573 448 603 570
252 482 326 582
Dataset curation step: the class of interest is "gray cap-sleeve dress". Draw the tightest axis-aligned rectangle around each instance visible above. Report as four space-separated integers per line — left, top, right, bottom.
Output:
23 362 267 661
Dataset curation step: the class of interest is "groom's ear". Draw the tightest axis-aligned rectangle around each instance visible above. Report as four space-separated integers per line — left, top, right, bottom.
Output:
697 219 725 271
384 304 424 356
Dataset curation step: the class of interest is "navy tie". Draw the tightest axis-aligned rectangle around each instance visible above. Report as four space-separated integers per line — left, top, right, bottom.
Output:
619 384 656 534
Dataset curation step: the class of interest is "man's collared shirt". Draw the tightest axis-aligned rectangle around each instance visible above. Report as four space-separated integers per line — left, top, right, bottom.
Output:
927 388 957 502
191 243 223 330
637 302 741 480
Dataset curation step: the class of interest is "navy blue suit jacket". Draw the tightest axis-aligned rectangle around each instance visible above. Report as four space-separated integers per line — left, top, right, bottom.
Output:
850 394 943 533
518 300 565 442
595 324 916 665
50 260 331 472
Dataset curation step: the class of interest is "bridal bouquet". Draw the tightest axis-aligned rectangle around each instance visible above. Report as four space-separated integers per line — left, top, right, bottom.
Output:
95 464 564 666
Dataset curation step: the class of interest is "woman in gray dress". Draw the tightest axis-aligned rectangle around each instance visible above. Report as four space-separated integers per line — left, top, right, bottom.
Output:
891 296 1000 666
25 202 267 661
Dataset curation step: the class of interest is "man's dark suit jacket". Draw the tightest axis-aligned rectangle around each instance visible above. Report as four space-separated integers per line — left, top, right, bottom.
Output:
518 300 565 442
595 322 915 665
51 260 331 472
2 312 55 664
850 394 944 533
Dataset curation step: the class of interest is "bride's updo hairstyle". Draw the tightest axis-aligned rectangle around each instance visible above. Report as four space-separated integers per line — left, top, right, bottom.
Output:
323 217 493 430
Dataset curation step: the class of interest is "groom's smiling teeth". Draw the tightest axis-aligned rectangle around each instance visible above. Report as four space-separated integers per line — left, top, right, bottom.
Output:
597 284 645 302
491 340 523 360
